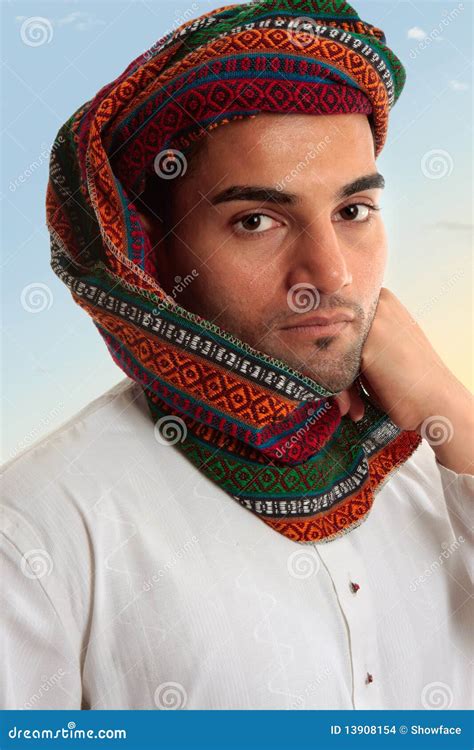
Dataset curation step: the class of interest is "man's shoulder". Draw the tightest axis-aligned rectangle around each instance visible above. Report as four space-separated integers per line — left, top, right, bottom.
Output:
0 377 157 641
0 376 165 543
0 377 164 596
1 377 147 478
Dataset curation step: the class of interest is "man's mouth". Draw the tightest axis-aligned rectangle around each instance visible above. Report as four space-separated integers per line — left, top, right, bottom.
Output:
280 312 354 337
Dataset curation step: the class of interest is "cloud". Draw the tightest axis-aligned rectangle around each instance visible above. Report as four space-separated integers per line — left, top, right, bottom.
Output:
57 12 106 30
449 80 469 92
433 221 473 232
407 26 427 40
16 12 106 31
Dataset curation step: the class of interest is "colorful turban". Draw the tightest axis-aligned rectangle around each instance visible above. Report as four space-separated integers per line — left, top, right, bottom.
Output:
46 0 421 545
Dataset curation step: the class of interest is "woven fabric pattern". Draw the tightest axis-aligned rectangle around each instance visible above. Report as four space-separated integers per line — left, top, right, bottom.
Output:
46 0 421 544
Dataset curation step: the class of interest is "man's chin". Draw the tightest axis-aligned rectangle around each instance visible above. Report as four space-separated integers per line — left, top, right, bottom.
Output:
265 355 354 393
242 332 361 393
276 340 363 393
274 353 359 393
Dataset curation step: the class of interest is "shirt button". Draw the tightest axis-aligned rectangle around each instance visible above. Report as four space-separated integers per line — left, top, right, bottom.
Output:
350 581 360 593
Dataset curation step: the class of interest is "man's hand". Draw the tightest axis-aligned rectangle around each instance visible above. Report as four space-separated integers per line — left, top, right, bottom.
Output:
335 287 474 475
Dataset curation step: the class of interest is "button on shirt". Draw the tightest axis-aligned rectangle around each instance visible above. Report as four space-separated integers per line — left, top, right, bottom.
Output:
1 378 472 710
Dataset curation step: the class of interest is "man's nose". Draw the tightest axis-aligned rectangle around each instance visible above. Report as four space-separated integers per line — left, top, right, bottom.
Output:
286 223 352 295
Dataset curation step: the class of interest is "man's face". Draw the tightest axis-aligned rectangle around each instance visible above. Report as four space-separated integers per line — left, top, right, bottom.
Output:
141 112 387 393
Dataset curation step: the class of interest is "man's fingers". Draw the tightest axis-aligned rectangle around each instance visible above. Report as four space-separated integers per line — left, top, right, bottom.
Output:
334 389 351 417
334 384 365 422
348 383 365 422
358 373 384 410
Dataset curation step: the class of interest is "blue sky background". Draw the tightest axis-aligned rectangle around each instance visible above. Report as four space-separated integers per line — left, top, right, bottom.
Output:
1 0 472 463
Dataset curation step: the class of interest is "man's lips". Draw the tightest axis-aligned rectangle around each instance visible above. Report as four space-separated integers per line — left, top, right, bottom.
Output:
281 312 355 333
282 312 354 328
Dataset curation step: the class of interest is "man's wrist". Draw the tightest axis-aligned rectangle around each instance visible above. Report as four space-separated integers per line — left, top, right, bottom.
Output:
416 378 474 476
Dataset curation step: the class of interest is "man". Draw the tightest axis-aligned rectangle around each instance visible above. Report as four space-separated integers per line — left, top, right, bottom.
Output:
2 0 472 711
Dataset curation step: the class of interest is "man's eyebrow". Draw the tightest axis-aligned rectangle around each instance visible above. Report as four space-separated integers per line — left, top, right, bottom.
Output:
336 172 385 200
209 185 299 206
209 172 385 207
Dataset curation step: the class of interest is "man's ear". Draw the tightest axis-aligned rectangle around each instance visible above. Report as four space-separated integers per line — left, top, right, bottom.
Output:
136 207 163 250
137 208 153 235
135 173 172 250
367 116 376 157
136 205 174 292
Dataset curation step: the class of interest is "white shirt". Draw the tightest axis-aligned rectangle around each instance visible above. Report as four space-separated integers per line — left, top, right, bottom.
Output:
1 377 472 710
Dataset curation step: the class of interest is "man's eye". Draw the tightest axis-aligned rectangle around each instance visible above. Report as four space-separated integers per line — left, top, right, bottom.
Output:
233 213 280 235
334 203 381 223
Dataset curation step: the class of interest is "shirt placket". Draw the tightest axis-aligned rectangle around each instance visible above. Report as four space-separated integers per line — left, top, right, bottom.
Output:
313 537 383 709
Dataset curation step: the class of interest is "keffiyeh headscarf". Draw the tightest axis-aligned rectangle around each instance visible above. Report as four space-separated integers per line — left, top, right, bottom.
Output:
46 0 422 544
